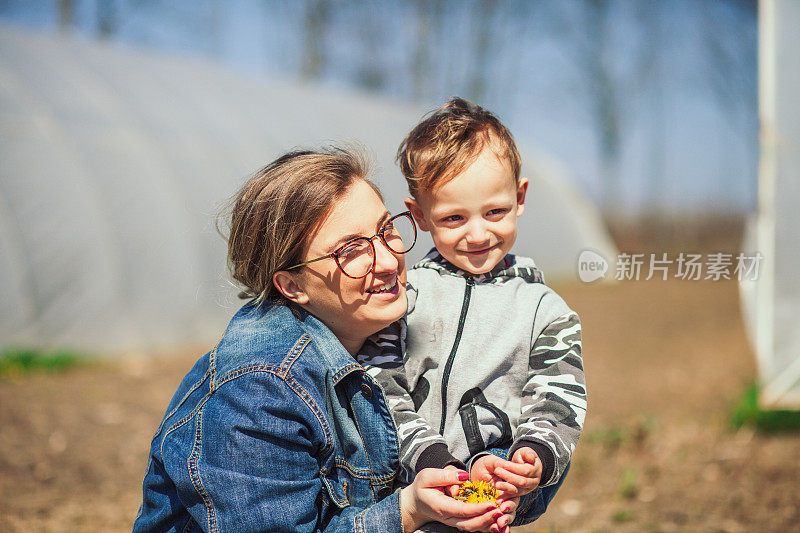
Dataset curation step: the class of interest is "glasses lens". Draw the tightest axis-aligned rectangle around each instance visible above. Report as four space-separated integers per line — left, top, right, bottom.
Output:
335 238 374 278
381 213 417 254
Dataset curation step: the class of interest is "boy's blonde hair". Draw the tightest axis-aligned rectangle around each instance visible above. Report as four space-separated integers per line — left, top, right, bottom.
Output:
397 97 521 197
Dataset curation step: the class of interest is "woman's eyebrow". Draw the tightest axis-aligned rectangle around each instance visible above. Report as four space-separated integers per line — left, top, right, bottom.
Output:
375 211 390 229
326 212 391 252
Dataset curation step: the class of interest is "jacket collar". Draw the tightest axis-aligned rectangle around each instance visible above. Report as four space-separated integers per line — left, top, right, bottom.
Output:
291 304 364 384
413 248 545 284
214 301 362 384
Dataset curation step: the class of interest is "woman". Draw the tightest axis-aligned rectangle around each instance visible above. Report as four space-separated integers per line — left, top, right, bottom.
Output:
133 147 512 532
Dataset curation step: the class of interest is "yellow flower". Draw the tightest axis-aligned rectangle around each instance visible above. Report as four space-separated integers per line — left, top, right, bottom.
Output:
454 480 498 503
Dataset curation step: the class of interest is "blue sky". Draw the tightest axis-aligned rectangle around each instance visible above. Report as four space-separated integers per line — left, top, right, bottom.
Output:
0 0 758 215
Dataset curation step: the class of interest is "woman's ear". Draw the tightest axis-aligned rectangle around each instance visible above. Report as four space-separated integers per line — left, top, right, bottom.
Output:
404 197 430 232
515 177 529 217
272 270 310 305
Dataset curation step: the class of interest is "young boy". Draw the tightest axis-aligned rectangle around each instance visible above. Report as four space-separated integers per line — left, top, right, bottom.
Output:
360 97 586 530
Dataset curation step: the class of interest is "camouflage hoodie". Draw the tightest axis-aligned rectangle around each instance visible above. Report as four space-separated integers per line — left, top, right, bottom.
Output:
359 250 586 488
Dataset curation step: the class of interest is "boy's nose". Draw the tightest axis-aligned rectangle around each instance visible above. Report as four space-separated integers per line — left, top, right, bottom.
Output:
464 221 490 244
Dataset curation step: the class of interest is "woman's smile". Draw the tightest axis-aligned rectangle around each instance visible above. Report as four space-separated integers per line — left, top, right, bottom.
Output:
293 179 407 354
366 275 399 296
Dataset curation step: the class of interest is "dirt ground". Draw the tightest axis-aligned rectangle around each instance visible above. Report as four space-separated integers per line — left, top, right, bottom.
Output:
1 275 799 532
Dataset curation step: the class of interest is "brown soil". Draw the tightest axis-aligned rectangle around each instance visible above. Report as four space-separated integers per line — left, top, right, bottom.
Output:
1 277 798 532
522 279 800 533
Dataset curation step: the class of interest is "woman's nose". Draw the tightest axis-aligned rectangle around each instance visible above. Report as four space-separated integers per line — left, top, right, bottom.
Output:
373 238 399 273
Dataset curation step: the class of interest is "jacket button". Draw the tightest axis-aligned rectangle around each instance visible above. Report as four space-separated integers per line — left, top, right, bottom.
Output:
377 486 393 500
360 383 373 398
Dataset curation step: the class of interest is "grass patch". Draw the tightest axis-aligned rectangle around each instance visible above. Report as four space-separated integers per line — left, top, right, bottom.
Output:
618 468 638 499
730 383 800 433
0 347 88 377
612 509 635 523
586 425 628 448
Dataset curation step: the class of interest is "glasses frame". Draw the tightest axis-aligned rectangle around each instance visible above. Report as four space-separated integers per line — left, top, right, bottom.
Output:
284 211 417 279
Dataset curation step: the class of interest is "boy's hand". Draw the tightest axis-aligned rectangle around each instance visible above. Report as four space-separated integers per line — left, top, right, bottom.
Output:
471 449 542 499
469 454 507 488
493 447 542 498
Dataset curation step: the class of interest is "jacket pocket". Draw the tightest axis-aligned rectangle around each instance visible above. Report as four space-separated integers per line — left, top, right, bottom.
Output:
320 463 351 509
458 387 512 456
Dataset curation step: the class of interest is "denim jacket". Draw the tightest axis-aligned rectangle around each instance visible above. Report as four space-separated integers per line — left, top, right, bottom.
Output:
133 301 403 533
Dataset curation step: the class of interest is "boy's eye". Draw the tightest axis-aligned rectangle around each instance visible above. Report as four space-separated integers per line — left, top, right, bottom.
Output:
442 214 463 223
487 208 508 217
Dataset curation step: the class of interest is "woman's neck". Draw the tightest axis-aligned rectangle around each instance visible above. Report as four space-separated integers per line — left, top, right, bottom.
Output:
288 302 367 357
338 335 367 358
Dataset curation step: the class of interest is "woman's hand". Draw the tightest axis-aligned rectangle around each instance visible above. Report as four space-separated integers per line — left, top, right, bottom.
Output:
490 497 518 533
399 468 501 533
441 464 464 498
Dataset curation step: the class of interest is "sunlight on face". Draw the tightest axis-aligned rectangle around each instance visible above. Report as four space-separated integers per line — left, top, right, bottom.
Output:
411 145 528 274
296 180 408 353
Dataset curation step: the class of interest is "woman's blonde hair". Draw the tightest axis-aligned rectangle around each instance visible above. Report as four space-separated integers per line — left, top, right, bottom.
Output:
221 146 377 304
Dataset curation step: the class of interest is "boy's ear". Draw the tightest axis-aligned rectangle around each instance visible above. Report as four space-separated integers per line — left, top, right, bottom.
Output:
272 270 310 305
515 177 529 217
404 197 430 232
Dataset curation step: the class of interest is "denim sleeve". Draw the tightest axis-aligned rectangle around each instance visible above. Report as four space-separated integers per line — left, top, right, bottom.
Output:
134 454 192 532
185 371 403 533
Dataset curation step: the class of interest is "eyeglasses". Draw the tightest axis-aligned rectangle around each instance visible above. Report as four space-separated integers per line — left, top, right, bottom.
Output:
285 211 417 279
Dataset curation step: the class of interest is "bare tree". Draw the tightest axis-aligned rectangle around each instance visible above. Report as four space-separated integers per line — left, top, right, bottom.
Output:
570 0 624 213
300 0 331 81
641 0 756 216
698 0 757 121
97 0 118 40
638 2 670 215
356 2 387 91
468 0 499 102
697 0 758 210
551 0 659 214
58 0 74 34
412 0 437 101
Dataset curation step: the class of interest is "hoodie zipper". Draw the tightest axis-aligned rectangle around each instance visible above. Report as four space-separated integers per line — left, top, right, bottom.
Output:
438 275 474 435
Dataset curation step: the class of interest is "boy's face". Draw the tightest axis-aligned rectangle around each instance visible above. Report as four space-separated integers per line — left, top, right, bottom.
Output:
406 146 528 275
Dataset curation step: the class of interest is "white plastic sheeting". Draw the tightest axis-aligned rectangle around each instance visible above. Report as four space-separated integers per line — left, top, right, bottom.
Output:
742 0 800 408
0 24 617 355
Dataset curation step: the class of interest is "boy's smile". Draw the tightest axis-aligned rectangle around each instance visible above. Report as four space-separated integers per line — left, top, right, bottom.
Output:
406 142 528 275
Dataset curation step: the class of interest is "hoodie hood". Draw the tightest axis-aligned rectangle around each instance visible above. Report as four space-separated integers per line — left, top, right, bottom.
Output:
413 247 545 285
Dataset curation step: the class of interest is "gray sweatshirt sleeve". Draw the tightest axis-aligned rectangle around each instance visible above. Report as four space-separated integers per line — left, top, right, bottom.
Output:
511 310 586 487
361 321 463 482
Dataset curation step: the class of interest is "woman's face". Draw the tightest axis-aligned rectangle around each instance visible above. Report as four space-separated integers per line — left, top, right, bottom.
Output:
291 179 407 354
